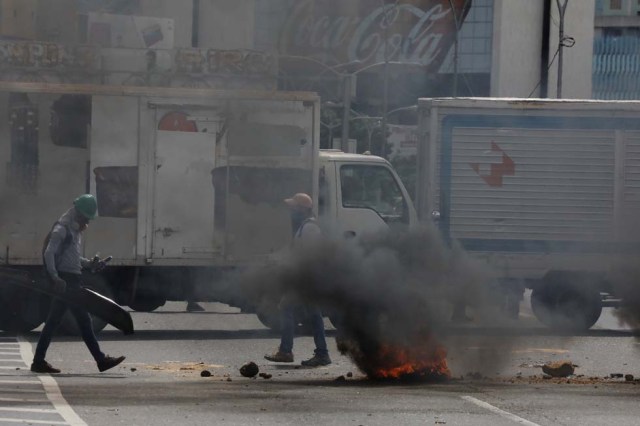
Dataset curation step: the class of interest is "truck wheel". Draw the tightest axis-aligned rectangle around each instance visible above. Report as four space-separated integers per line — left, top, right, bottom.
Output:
128 296 166 312
531 274 602 331
257 308 281 332
58 275 111 335
0 286 49 333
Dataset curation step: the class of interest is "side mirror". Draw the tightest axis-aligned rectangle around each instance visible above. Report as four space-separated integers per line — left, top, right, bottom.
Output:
431 210 441 222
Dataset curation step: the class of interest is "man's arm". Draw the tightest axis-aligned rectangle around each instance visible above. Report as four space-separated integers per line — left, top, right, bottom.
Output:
300 221 323 241
43 225 65 279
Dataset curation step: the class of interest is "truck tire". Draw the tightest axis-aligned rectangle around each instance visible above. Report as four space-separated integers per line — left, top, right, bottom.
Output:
128 296 166 312
0 285 49 333
58 275 111 335
531 274 603 331
256 305 314 335
256 306 281 332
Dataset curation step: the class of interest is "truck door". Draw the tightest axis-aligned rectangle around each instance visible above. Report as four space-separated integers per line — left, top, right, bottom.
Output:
336 163 411 238
152 130 216 259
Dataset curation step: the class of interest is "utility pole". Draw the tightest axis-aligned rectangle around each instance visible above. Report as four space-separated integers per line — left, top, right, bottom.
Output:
340 74 353 152
556 0 569 98
380 1 396 158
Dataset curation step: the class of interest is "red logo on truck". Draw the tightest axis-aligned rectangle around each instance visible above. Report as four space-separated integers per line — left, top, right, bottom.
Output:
469 142 515 187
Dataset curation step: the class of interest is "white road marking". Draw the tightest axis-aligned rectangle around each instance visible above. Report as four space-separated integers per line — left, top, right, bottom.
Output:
0 388 45 394
462 396 541 426
0 359 25 362
0 352 21 355
0 397 49 403
0 417 67 425
0 379 41 385
0 407 57 414
17 337 87 426
0 366 22 369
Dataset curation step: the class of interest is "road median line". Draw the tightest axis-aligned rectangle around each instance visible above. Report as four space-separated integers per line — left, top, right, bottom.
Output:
461 395 541 426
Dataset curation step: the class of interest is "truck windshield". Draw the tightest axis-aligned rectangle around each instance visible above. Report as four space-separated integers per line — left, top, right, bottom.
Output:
340 164 408 224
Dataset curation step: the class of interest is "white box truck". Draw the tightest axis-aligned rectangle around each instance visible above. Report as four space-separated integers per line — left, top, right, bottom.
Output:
417 97 640 330
0 81 417 332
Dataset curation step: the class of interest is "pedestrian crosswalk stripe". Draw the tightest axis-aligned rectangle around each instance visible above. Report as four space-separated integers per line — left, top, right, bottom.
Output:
0 417 67 425
0 397 49 403
0 407 57 414
18 338 87 426
0 379 42 385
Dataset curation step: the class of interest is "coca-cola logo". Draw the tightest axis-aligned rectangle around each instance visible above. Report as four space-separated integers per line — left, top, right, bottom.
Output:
279 0 471 73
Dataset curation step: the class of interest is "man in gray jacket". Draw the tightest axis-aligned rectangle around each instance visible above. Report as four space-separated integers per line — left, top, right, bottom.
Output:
264 193 331 367
31 194 125 374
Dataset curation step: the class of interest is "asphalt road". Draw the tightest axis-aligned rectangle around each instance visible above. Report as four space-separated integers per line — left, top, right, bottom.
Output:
2 298 640 426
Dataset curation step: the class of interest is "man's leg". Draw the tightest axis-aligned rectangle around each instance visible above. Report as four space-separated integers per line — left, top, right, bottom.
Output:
301 306 331 367
279 304 295 354
68 305 105 363
264 304 295 362
33 299 67 364
309 307 328 356
66 274 125 372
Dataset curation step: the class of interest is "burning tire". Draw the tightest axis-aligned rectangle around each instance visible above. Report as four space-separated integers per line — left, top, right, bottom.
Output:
531 273 603 331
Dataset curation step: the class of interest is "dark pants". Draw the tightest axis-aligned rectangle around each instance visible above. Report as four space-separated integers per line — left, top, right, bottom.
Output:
33 273 105 364
279 304 328 356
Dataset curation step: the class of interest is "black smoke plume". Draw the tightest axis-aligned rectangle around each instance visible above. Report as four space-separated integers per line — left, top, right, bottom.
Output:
241 226 502 379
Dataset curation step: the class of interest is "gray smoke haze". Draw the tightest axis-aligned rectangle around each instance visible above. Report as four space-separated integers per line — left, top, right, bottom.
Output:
609 262 640 329
238 226 516 379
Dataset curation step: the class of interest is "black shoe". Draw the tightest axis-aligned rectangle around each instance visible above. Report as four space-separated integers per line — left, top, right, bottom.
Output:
186 302 205 312
30 360 61 374
301 354 331 367
97 355 126 372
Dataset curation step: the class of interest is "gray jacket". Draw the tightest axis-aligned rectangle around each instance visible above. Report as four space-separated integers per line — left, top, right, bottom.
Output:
43 208 91 278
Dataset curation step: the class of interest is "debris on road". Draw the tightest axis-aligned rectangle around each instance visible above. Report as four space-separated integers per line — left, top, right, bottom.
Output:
610 373 624 378
625 374 634 381
542 361 575 378
259 373 272 379
335 375 346 382
239 362 259 378
130 368 137 372
466 372 484 380
346 372 353 378
200 370 212 377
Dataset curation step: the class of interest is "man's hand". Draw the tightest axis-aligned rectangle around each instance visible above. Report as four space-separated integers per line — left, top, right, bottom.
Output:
90 255 112 273
52 276 67 294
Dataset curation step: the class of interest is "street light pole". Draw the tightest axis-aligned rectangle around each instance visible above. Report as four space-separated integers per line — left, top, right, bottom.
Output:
340 74 353 152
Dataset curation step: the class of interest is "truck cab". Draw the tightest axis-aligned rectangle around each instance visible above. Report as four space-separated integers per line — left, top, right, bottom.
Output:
317 150 418 239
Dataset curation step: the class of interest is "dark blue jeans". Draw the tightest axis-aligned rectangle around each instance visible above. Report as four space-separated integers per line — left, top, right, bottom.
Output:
33 273 105 364
279 304 328 357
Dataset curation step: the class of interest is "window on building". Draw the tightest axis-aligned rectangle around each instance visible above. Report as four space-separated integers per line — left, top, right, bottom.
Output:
49 95 91 148
610 0 622 10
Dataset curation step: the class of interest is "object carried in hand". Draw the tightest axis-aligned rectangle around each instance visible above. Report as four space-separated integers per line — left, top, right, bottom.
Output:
90 255 113 273
0 267 134 335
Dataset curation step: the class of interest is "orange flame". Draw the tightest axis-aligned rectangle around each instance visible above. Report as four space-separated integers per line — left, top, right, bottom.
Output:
369 335 451 381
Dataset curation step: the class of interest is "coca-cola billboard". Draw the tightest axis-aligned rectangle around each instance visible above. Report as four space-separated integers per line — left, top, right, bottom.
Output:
279 0 472 73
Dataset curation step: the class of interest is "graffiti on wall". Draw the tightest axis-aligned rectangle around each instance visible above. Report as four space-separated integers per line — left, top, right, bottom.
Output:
0 41 277 90
174 49 277 79
0 42 100 70
279 0 471 72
